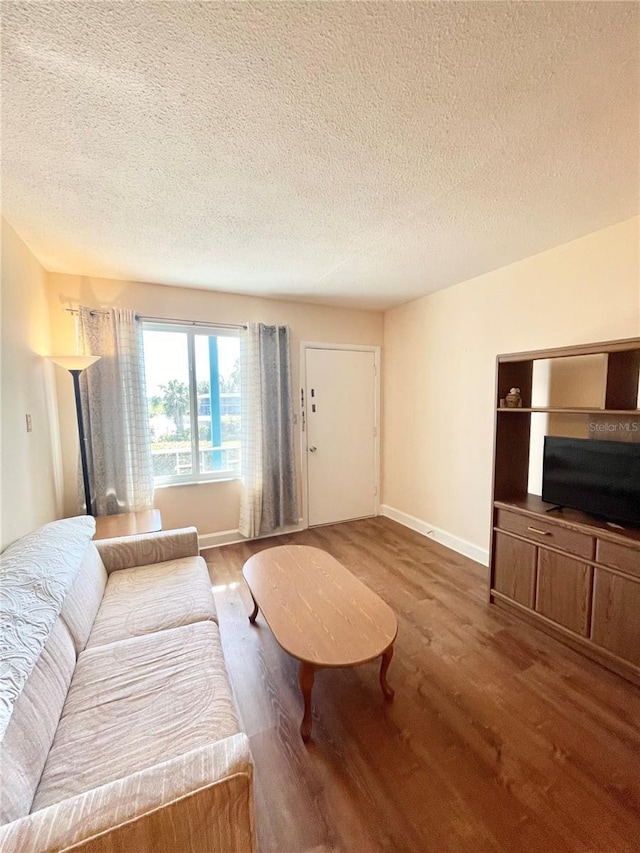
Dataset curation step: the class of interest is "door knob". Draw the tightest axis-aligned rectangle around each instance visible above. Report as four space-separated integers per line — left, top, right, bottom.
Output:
308 446 318 453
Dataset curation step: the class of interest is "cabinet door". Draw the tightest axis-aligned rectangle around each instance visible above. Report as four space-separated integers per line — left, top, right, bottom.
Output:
535 550 592 636
591 569 640 667
493 532 536 608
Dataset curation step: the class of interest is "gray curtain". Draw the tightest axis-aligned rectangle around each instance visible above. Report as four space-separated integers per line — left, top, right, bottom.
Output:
239 323 298 537
78 307 154 516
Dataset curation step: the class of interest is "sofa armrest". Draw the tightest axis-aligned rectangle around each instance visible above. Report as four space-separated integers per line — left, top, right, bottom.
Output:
95 527 200 573
0 734 255 853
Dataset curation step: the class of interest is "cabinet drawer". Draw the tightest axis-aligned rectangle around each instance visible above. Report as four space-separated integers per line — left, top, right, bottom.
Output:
496 509 594 559
492 532 536 608
596 540 640 578
591 569 640 666
536 550 592 637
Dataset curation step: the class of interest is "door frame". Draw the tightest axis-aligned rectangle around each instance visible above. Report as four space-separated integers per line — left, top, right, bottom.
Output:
299 341 381 529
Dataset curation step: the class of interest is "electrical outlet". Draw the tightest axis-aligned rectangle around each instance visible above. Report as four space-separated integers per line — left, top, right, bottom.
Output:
25 413 32 432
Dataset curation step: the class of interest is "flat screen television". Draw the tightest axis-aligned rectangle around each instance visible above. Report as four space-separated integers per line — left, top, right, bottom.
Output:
542 436 640 525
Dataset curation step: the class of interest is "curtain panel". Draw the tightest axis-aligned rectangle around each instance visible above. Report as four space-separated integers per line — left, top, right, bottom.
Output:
78 307 154 516
239 323 298 538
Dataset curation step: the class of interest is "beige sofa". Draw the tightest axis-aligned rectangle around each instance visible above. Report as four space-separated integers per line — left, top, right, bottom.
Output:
0 516 255 853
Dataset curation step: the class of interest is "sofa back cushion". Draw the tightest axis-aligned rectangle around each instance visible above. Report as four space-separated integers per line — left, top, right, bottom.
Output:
0 516 95 742
0 618 76 824
60 542 108 654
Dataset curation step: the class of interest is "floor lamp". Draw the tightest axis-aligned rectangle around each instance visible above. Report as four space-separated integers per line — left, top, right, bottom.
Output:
50 355 101 515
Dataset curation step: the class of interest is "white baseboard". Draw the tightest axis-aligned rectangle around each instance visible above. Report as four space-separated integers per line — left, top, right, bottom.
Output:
198 529 247 549
200 510 490 567
379 505 489 566
199 520 305 551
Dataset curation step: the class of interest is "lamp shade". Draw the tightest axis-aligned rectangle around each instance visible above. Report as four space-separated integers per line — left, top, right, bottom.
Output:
49 355 101 372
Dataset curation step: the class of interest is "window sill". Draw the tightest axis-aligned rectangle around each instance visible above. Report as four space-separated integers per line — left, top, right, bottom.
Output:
154 477 239 489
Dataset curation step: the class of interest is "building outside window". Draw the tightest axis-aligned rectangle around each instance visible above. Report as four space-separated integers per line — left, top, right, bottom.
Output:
142 323 241 484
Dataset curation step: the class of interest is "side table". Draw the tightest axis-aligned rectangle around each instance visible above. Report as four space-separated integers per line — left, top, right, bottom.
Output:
93 509 162 540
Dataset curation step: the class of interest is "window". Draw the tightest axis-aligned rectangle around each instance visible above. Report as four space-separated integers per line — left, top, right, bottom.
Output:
142 323 241 484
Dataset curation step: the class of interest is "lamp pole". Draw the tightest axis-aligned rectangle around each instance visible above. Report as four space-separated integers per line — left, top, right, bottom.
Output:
49 355 101 516
70 369 93 515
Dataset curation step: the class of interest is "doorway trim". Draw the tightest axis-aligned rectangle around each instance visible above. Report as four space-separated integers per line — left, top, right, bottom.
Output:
299 341 381 529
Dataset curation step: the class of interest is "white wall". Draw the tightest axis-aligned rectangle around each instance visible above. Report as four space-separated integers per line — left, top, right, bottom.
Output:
382 216 640 564
47 273 384 538
4 215 637 552
1 220 61 549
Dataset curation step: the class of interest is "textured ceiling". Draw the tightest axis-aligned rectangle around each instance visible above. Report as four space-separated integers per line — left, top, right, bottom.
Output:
2 1 639 310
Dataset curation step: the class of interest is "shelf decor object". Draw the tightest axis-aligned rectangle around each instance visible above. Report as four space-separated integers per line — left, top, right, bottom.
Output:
505 387 522 408
489 337 640 686
50 354 101 515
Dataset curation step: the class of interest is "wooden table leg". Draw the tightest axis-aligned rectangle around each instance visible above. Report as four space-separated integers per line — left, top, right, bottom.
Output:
248 590 259 624
298 661 316 742
380 643 395 701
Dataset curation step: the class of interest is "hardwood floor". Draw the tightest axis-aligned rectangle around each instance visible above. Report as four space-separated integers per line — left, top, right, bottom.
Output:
203 517 640 853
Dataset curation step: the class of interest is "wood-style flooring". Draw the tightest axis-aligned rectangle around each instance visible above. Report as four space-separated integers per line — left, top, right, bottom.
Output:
203 517 640 853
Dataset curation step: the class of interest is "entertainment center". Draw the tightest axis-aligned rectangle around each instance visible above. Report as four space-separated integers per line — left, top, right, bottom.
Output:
489 337 640 685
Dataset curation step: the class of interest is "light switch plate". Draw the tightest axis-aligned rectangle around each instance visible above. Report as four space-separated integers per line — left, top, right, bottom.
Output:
25 413 32 432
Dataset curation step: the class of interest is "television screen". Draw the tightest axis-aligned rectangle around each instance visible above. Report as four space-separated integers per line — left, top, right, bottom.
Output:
542 437 640 525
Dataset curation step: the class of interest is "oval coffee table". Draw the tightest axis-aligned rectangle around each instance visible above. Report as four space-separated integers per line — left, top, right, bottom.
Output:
242 545 398 741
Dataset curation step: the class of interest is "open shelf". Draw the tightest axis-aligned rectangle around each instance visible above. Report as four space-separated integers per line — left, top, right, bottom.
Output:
497 407 640 415
497 337 640 362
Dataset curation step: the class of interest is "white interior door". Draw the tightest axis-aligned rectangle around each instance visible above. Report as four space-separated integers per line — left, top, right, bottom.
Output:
305 347 377 526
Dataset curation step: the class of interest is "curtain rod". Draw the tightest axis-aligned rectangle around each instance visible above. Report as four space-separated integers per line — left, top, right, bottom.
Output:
64 307 246 330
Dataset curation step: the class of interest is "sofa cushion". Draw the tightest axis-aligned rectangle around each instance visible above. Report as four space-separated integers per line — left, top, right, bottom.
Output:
85 555 217 648
33 622 241 811
60 543 108 654
0 618 76 824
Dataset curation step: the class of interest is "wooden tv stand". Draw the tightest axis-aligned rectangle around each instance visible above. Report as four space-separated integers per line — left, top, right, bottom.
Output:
489 338 640 686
